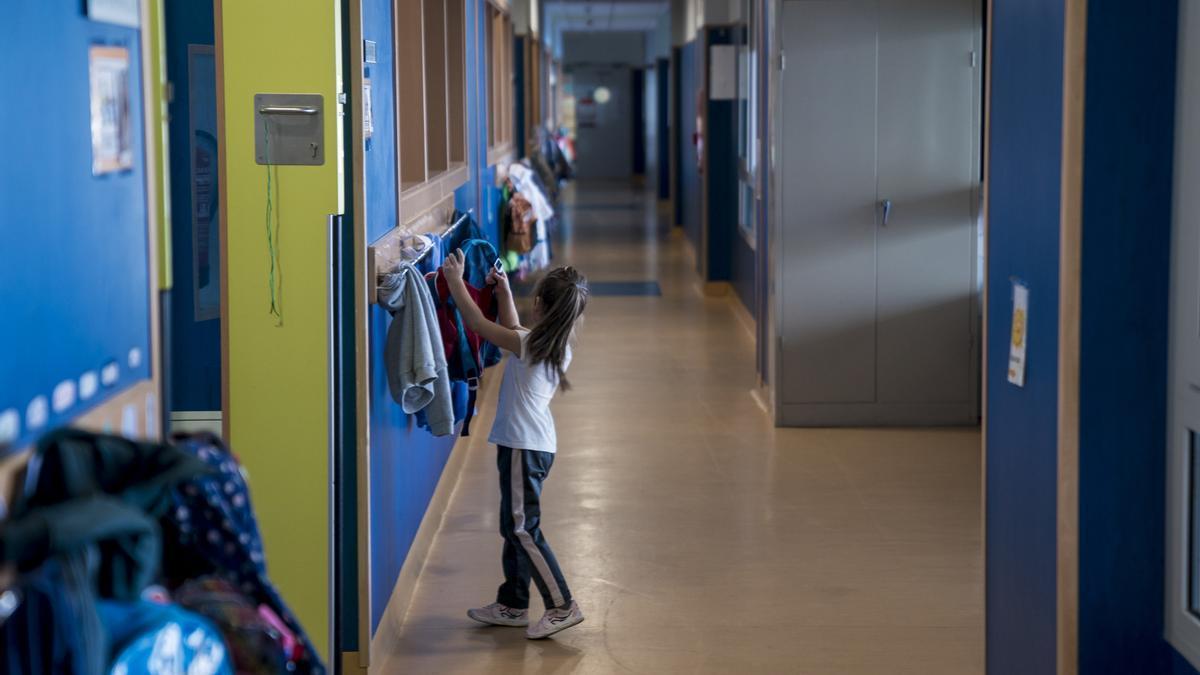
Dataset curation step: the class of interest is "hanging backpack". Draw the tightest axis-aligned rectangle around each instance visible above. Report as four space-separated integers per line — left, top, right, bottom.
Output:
427 237 503 435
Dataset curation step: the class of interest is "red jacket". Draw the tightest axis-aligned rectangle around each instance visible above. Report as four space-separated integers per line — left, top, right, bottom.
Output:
429 270 498 381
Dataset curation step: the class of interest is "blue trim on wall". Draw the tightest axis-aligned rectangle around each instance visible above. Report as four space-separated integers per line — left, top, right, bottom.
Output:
985 2 1065 673
1077 0 1183 672
164 0 221 413
1 5 153 454
731 233 755 316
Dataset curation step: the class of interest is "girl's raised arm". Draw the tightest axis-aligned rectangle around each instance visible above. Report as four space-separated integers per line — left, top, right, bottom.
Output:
443 250 524 355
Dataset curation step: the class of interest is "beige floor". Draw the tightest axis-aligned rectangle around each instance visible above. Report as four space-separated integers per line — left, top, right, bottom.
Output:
369 182 983 674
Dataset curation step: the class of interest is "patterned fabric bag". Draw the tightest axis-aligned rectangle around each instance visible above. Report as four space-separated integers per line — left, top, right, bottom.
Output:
162 434 324 675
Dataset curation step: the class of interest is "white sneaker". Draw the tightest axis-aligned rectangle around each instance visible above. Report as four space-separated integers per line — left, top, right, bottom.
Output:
526 601 584 639
467 603 529 627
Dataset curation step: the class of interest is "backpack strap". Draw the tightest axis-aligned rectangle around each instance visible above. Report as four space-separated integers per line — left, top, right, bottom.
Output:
453 307 483 436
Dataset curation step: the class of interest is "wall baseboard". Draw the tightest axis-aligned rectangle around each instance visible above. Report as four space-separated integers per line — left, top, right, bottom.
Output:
340 651 367 674
696 280 731 297
728 291 756 341
369 374 498 663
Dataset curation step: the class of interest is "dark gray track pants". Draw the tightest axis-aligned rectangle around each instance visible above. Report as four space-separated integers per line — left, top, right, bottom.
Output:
496 446 573 610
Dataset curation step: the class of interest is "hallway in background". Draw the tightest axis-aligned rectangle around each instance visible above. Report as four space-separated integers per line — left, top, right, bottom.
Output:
370 181 983 674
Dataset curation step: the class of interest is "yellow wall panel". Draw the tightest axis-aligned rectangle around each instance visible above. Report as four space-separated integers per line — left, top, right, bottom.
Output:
217 0 344 659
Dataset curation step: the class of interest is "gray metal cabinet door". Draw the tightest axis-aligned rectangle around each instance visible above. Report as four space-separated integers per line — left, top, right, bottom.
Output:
779 0 879 405
1167 0 1200 636
874 0 979 405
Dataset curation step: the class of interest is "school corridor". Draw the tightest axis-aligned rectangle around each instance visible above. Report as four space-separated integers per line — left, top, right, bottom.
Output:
4 0 1200 673
369 181 982 673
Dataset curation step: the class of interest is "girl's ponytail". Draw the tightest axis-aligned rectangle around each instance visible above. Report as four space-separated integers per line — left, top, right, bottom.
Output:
526 266 589 391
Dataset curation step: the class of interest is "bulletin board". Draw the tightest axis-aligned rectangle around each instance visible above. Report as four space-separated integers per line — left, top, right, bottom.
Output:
0 5 154 454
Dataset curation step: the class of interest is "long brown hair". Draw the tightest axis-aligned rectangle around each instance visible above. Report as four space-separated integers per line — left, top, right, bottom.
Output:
526 266 588 391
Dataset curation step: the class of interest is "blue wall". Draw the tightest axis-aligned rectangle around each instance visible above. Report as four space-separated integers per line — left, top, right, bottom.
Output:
703 27 736 286
656 58 670 201
1077 0 1186 672
679 40 702 264
1 4 153 453
633 67 647 176
672 46 684 227
164 0 221 413
984 2 1065 673
361 0 502 633
731 232 755 316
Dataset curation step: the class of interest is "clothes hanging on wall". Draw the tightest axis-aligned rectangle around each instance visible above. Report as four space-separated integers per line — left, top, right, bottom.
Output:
499 160 558 281
507 193 535 254
166 433 324 673
508 163 554 224
3 429 210 597
445 210 487 251
101 599 232 675
1 555 105 675
425 237 503 436
0 429 325 675
377 262 455 436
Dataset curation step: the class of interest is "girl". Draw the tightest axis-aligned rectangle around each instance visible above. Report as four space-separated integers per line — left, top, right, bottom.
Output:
441 253 590 640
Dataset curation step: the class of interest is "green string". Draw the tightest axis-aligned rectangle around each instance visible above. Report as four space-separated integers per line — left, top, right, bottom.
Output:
264 118 281 326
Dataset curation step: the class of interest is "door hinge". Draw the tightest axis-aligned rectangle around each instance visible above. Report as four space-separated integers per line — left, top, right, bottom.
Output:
970 51 978 68
778 51 786 71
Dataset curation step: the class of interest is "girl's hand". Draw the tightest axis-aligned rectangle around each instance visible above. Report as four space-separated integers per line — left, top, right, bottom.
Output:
443 250 466 284
487 267 510 294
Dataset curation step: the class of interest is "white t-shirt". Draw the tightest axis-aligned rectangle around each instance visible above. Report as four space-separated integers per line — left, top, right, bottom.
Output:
488 329 571 454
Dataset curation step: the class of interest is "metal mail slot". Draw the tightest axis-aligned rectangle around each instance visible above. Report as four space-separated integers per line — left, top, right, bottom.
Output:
254 94 324 166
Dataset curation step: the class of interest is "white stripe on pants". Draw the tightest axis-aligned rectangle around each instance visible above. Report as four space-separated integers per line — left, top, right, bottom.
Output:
510 447 566 608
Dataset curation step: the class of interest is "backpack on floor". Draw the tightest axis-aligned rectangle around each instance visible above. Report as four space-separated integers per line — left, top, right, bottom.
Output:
427 237 502 435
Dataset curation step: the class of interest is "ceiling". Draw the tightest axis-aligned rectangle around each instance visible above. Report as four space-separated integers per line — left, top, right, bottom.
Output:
545 1 668 31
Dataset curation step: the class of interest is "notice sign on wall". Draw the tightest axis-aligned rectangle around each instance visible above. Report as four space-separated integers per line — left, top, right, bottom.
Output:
1008 280 1029 387
363 79 374 140
87 0 140 28
709 45 737 100
89 46 134 175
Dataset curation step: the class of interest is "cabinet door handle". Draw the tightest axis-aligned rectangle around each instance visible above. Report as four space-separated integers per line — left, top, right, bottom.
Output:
880 199 893 227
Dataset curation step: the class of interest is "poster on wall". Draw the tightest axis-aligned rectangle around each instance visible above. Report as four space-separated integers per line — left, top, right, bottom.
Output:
87 0 140 28
363 78 374 140
89 46 134 175
189 46 221 321
1008 280 1029 387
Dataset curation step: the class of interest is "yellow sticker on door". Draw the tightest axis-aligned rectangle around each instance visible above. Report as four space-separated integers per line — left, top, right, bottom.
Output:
1008 281 1029 387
